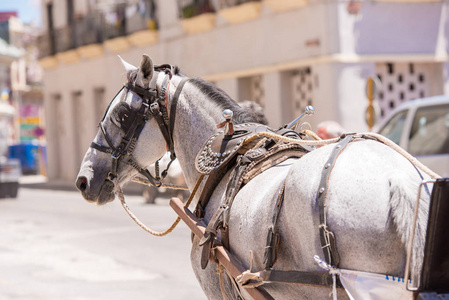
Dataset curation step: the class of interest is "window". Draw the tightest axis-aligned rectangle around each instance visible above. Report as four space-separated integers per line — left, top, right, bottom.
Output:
93 87 106 123
379 110 408 145
72 91 84 167
408 104 449 156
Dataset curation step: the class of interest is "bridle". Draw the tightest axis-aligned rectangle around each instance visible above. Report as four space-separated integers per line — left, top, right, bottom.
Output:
90 64 189 187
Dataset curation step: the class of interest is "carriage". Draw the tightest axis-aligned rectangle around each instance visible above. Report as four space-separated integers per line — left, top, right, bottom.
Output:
76 54 449 299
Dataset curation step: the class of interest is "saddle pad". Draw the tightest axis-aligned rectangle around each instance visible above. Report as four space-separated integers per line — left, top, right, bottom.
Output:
195 123 276 175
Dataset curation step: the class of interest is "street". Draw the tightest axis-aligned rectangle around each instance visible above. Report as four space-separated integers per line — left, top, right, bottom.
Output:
0 187 206 300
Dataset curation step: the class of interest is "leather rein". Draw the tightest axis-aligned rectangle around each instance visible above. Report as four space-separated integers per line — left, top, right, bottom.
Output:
90 64 189 187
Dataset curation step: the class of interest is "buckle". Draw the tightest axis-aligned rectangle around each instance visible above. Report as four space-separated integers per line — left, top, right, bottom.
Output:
112 150 122 160
150 102 159 113
107 172 116 181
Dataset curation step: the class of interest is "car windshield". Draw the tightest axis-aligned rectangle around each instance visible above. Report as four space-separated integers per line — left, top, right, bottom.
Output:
408 104 449 156
379 110 408 145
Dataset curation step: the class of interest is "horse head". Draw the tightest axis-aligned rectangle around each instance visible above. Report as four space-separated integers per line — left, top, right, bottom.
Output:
76 54 168 205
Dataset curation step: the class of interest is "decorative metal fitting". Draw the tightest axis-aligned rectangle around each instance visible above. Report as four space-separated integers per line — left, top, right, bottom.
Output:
223 109 233 120
216 109 234 135
287 105 315 132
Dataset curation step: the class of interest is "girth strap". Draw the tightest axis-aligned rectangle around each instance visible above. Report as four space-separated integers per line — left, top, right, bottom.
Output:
317 134 354 267
267 270 342 288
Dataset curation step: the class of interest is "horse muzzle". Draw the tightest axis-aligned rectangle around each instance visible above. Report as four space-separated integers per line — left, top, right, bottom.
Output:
75 172 116 205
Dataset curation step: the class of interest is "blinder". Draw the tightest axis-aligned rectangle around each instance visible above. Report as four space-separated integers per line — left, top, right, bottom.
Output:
90 64 188 188
111 102 141 133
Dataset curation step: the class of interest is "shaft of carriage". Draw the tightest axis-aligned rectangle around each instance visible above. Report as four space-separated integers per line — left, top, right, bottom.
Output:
169 197 274 300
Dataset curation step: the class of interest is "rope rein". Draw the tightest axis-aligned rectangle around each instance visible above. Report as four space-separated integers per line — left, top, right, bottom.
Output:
243 131 441 179
132 176 189 190
115 174 204 236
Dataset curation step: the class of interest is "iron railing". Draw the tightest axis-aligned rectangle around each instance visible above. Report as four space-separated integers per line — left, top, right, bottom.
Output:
38 1 158 58
178 0 215 19
217 0 261 10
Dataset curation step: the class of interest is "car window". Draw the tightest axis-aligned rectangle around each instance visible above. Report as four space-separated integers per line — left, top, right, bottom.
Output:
408 104 449 156
379 110 408 145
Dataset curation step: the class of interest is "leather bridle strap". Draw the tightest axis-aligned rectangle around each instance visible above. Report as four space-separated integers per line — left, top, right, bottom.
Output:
124 82 157 100
90 73 189 188
169 78 189 152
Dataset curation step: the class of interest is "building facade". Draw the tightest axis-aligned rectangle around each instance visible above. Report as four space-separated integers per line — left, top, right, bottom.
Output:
0 13 46 175
0 35 21 157
38 0 449 182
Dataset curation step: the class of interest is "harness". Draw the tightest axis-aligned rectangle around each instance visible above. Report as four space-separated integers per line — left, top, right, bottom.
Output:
90 64 188 187
181 108 351 293
194 123 312 270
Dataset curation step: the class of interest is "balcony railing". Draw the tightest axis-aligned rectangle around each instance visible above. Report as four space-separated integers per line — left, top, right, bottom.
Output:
178 0 215 19
217 0 261 10
38 2 158 59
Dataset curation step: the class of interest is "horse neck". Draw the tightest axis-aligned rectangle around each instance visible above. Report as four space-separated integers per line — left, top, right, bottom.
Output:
165 76 223 189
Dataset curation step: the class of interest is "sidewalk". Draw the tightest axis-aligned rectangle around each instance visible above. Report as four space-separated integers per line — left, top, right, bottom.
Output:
18 175 143 195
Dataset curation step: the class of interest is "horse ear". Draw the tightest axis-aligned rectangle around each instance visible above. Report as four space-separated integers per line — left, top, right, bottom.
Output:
118 55 137 72
138 54 154 88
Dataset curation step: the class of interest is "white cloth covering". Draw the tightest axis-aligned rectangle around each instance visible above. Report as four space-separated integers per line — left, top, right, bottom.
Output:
314 255 414 300
337 269 414 300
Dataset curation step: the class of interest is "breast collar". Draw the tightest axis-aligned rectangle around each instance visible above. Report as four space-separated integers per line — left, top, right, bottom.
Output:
90 64 189 187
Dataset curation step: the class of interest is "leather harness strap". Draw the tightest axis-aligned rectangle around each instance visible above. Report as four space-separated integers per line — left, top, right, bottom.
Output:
263 182 286 271
169 78 189 152
317 134 354 267
199 154 252 269
259 169 344 289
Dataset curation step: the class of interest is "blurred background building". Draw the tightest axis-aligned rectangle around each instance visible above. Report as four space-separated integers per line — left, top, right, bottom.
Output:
35 0 449 183
0 10 46 180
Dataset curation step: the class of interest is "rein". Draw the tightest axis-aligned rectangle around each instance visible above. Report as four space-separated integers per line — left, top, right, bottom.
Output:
115 175 204 236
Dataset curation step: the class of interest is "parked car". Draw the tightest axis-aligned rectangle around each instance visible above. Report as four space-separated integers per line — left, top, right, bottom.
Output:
375 95 449 177
0 156 21 198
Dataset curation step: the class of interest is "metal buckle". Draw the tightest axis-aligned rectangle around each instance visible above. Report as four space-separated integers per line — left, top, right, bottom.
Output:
150 102 159 113
112 150 122 160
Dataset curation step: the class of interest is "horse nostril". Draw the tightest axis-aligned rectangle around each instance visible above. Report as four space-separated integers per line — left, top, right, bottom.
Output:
76 176 88 192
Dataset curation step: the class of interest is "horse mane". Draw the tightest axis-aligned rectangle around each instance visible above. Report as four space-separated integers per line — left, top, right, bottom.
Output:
190 78 264 124
127 68 266 124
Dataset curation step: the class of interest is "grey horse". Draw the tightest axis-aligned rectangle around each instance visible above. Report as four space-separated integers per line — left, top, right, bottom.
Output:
76 54 431 299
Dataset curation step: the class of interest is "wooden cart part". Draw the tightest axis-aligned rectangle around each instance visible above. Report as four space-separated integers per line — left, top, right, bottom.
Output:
169 197 273 300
